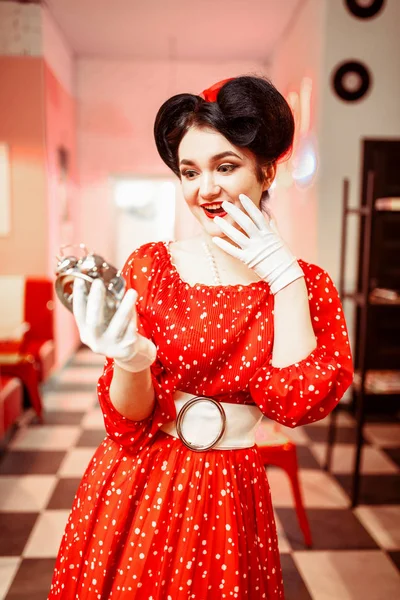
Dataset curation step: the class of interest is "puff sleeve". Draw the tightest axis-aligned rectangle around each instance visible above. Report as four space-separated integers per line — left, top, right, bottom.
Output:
249 261 354 428
97 243 176 453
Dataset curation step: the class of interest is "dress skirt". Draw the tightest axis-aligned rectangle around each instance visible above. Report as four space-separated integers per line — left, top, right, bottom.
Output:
48 431 284 599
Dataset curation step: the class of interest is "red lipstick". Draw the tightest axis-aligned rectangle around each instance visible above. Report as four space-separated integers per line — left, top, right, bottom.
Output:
201 203 227 219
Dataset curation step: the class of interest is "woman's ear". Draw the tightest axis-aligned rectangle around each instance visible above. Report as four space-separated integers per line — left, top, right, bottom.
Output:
262 162 277 191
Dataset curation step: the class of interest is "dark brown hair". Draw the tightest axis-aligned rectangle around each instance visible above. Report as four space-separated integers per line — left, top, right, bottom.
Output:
154 75 294 206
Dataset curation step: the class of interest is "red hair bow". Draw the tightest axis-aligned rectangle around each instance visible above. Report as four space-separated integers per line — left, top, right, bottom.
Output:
198 78 234 102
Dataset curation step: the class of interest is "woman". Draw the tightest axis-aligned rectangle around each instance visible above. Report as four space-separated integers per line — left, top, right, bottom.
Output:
49 76 353 599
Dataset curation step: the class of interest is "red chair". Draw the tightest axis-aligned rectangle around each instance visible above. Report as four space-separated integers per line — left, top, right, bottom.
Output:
20 278 55 383
0 277 55 419
0 375 23 442
256 420 312 548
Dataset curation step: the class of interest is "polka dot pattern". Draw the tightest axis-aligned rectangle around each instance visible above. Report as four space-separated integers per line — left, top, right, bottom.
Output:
49 241 353 598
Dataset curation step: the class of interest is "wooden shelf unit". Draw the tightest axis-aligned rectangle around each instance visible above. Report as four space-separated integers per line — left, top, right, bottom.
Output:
324 172 400 507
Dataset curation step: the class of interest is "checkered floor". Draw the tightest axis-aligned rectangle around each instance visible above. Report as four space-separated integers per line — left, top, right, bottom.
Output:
1 348 400 600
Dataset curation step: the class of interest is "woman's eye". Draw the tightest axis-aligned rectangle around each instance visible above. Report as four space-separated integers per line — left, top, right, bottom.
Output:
218 164 237 173
181 170 197 179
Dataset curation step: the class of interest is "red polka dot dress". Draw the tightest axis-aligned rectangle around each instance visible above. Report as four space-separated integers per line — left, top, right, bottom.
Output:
49 241 353 599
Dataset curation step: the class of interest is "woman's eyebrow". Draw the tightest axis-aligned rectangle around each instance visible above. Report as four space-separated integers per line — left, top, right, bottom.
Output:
179 151 243 166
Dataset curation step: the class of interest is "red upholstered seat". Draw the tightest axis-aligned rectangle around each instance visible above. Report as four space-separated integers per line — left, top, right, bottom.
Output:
20 278 55 383
21 338 55 383
0 375 23 441
0 277 55 419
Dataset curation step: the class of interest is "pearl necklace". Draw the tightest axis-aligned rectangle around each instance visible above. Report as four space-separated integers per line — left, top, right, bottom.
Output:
202 240 222 286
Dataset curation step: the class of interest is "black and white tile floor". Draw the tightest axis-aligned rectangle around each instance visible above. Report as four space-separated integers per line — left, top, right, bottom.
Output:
1 348 400 599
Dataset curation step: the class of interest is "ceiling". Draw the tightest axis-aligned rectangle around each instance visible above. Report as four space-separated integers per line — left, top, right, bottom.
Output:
46 0 305 62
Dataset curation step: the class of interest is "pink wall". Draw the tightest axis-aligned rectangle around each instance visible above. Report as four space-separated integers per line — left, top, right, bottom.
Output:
0 55 80 368
44 62 80 367
76 58 268 264
270 0 325 266
0 56 47 275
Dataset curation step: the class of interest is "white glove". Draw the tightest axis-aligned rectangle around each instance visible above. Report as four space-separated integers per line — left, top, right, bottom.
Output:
212 194 304 294
73 278 157 373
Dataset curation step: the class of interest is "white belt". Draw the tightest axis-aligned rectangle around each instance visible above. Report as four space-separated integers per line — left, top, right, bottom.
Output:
160 391 263 451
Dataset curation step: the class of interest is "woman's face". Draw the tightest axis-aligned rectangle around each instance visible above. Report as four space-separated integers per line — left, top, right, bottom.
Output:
178 126 275 239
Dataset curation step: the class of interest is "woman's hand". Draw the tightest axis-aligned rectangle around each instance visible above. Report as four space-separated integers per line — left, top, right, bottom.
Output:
73 278 156 372
212 194 304 294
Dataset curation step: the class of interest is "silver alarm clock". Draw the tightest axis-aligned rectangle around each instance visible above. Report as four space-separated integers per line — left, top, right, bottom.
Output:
55 244 126 326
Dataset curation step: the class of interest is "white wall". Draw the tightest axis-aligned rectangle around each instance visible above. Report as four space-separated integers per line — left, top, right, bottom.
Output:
318 0 400 287
0 1 42 56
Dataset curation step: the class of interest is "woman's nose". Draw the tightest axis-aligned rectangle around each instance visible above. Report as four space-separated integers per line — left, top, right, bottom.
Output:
199 175 221 199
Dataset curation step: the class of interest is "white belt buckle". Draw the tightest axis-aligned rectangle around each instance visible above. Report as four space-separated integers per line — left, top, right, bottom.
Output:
176 396 227 452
